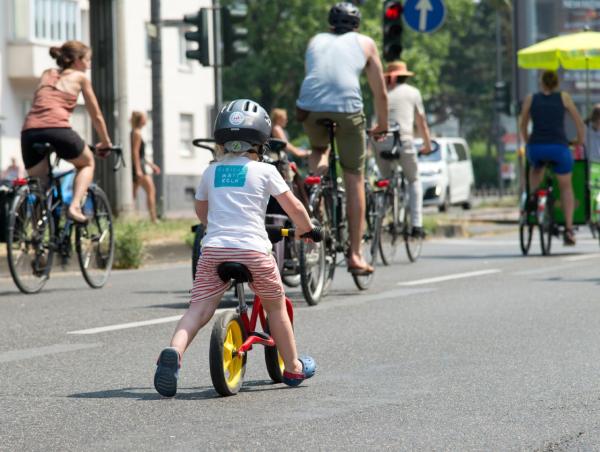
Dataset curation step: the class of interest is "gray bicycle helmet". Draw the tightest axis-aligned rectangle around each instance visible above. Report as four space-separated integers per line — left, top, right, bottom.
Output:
214 99 272 153
329 2 361 34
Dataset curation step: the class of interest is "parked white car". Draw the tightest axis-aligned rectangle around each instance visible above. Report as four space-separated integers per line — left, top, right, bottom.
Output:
417 137 475 211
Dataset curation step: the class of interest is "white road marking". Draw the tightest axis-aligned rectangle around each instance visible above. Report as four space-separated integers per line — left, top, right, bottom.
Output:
397 269 501 286
0 343 102 363
67 315 184 335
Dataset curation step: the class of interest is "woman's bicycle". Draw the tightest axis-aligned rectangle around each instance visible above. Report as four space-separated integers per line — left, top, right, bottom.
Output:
6 143 124 293
372 129 439 264
300 119 381 301
209 225 322 396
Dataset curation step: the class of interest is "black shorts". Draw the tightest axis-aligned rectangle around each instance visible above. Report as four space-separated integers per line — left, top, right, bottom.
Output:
21 128 86 169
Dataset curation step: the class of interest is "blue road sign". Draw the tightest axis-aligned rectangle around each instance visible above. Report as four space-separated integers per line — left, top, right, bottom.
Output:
403 0 446 33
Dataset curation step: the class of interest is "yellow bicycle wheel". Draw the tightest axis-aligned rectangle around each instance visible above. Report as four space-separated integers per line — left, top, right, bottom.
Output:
209 310 247 396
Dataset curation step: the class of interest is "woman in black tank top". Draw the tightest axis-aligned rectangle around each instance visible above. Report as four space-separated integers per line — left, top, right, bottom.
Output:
519 70 585 245
131 111 161 223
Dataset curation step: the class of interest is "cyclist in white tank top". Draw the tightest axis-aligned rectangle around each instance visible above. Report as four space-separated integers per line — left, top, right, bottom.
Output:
296 2 388 275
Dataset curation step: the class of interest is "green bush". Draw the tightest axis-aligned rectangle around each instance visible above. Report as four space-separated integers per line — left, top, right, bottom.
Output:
114 222 144 269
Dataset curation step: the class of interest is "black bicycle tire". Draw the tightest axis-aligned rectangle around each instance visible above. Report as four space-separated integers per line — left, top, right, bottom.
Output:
539 194 553 256
264 307 293 383
352 188 379 290
7 188 55 294
379 187 401 266
403 188 423 262
76 186 115 288
519 220 533 256
298 192 328 306
191 224 204 280
209 310 247 396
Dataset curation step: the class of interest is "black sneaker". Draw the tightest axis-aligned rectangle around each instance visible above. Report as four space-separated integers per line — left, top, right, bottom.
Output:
563 229 576 246
154 347 180 397
411 226 425 238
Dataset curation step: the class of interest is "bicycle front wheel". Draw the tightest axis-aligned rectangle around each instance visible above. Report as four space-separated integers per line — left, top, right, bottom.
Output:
7 187 55 294
76 186 114 288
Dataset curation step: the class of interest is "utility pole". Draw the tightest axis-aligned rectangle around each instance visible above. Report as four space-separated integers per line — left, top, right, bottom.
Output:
495 10 504 198
150 0 165 217
213 0 223 113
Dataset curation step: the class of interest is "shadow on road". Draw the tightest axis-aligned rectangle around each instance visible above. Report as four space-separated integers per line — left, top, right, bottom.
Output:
68 380 287 401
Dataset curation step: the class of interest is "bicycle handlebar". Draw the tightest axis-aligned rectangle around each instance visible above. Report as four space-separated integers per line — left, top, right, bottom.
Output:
89 145 125 172
265 225 323 243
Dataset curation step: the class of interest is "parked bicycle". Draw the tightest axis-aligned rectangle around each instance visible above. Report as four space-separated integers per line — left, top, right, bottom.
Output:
371 128 439 264
6 144 124 293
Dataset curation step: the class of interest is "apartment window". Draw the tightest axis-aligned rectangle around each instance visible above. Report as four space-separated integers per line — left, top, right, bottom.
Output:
33 0 80 42
180 114 194 158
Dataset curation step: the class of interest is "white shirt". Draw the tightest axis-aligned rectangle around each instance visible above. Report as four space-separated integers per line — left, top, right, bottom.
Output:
388 83 425 143
195 155 290 254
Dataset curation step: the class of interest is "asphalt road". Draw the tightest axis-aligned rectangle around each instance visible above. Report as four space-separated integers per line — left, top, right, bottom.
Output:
1 227 600 451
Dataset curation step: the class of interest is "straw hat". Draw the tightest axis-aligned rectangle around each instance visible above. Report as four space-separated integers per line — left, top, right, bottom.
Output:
384 61 414 77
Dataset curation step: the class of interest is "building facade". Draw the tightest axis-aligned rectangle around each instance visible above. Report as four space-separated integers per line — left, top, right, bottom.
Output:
0 0 214 215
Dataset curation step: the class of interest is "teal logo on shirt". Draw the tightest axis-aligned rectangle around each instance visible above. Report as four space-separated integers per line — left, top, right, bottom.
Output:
214 165 248 187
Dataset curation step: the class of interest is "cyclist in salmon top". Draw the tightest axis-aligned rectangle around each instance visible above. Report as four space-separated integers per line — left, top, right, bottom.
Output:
21 40 113 224
154 99 318 398
519 70 585 246
296 2 388 275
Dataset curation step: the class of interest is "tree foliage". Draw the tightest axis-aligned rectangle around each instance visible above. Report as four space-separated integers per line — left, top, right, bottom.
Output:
222 0 512 142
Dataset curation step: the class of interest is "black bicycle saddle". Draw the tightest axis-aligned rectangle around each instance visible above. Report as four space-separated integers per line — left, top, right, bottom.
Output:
217 262 253 283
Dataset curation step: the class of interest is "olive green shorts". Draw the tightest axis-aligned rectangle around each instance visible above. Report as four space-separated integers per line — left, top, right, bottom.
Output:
301 110 367 174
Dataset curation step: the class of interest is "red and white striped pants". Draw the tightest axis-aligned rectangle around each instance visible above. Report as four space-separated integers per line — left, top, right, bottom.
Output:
191 247 284 303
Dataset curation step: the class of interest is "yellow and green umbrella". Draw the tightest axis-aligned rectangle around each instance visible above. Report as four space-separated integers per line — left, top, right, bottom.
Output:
518 30 600 114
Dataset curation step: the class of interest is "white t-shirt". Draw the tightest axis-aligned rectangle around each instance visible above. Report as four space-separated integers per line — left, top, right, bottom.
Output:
195 155 290 254
388 83 425 143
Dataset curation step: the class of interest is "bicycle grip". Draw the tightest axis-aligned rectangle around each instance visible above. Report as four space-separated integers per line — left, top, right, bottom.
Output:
301 227 323 243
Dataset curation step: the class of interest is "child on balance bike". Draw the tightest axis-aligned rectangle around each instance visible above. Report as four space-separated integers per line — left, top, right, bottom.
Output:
154 99 317 397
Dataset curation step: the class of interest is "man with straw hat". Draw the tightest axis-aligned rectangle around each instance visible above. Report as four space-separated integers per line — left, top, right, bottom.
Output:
375 60 432 237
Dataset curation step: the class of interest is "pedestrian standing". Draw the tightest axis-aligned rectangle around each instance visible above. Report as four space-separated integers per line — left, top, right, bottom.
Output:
586 103 600 162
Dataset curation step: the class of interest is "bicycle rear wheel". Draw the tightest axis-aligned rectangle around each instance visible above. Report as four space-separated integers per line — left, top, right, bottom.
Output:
539 196 553 256
76 186 114 288
404 205 423 262
299 192 329 306
379 188 402 266
7 187 54 294
352 189 381 290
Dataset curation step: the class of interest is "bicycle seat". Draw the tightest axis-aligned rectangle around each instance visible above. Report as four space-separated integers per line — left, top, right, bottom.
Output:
316 118 336 129
217 262 253 283
380 150 401 160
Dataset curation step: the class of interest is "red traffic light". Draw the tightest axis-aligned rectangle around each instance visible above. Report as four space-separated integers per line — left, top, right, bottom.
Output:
384 2 403 20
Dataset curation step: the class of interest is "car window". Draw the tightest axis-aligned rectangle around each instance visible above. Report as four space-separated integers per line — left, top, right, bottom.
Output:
453 142 469 161
446 143 458 162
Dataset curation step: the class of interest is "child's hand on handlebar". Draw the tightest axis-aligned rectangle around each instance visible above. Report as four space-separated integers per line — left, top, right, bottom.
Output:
95 142 113 158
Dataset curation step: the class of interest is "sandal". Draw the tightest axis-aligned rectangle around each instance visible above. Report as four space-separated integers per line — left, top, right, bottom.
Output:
282 356 316 387
154 347 181 397
347 264 374 275
563 229 576 246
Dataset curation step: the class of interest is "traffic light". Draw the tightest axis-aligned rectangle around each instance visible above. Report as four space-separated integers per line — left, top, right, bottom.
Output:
494 81 511 115
383 1 403 62
221 2 250 66
183 9 210 66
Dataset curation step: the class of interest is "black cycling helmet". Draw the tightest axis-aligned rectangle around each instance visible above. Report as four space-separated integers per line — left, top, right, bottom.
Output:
214 99 272 153
328 2 361 34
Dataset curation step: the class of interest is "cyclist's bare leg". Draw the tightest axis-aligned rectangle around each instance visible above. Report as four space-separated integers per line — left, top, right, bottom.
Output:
309 146 329 175
528 166 545 192
261 296 303 374
556 172 575 231
344 170 369 269
68 146 95 222
139 175 158 223
169 294 222 356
